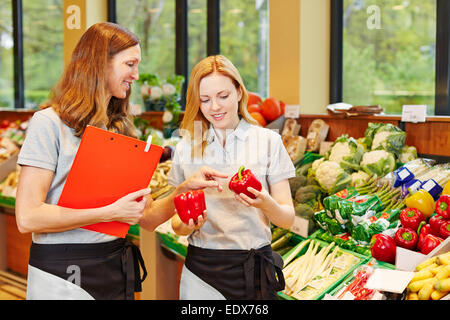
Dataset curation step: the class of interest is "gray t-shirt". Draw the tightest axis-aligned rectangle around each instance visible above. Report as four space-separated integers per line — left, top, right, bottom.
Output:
17 107 117 244
168 119 296 250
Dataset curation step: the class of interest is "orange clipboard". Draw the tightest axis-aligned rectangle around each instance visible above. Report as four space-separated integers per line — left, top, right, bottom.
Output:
57 125 164 238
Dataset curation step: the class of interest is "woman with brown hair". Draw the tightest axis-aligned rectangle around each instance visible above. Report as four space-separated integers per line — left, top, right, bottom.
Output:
168 55 296 300
15 22 221 300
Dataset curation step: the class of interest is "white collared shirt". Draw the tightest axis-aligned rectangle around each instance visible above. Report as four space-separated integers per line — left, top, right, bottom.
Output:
168 119 295 250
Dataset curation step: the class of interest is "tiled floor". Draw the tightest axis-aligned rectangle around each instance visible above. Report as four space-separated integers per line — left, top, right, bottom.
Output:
0 271 26 300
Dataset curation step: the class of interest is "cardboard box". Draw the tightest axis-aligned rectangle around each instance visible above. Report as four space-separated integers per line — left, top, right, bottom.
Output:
395 237 450 272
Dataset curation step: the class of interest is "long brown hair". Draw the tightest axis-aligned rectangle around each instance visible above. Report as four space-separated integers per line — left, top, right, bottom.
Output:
180 55 257 157
41 22 139 138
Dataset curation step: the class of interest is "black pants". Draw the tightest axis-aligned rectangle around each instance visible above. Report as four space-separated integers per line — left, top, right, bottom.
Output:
28 238 147 300
185 244 285 300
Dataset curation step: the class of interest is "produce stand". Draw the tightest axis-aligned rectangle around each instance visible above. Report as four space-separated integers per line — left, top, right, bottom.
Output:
0 110 450 301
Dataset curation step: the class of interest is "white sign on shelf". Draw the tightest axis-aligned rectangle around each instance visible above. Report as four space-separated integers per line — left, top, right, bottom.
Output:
401 105 427 123
284 105 301 119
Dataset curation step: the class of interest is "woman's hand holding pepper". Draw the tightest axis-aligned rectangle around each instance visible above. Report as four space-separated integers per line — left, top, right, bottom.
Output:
171 210 208 236
234 186 276 211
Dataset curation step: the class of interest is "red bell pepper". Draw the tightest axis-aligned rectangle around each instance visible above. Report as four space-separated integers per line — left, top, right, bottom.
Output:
429 214 446 236
394 227 418 250
420 234 443 255
174 190 206 225
435 194 450 219
229 165 262 199
417 221 432 251
400 208 425 231
440 221 450 239
370 234 396 264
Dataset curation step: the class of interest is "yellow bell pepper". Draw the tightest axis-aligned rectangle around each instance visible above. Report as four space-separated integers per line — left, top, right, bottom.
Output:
443 180 450 195
405 189 435 218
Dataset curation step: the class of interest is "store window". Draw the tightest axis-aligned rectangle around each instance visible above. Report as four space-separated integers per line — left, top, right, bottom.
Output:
22 0 63 109
220 0 269 97
0 0 14 109
117 0 176 105
342 0 436 115
187 0 206 78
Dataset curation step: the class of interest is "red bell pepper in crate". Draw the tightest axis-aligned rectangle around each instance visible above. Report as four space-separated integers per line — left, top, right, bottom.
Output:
435 194 450 219
399 208 425 231
174 190 206 224
394 227 418 250
429 214 447 236
370 234 396 264
440 221 450 239
420 234 443 255
417 221 432 251
229 165 262 199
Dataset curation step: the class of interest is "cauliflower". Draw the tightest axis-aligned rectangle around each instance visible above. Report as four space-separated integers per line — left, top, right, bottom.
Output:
329 142 351 163
351 170 370 187
399 145 417 164
365 123 406 156
312 158 325 171
326 135 364 172
371 130 391 150
360 150 396 177
314 160 352 194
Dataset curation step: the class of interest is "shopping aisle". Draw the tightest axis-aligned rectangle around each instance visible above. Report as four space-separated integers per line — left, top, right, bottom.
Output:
0 271 26 300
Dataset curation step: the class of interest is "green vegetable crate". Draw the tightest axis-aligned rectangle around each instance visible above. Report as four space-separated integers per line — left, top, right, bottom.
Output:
157 232 187 258
327 260 396 298
278 237 369 300
0 194 15 209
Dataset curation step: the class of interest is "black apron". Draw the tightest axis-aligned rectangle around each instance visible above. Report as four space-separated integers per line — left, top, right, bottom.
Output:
28 238 147 300
185 244 285 300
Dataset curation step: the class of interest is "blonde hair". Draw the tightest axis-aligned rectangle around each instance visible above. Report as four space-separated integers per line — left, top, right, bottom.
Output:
41 22 139 138
180 55 258 157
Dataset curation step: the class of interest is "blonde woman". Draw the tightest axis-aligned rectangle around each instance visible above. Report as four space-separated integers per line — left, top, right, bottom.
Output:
15 22 220 300
168 55 296 300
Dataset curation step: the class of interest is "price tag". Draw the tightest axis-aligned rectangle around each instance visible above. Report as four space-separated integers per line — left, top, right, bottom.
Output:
284 105 301 119
290 216 309 237
397 168 410 180
401 105 427 123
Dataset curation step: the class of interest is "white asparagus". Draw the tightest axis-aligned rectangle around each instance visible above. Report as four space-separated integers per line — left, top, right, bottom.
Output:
283 239 311 266
284 242 315 294
293 241 320 292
